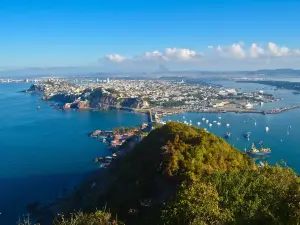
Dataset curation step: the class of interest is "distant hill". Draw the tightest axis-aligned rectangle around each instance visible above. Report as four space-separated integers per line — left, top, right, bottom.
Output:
53 122 300 225
2 67 300 78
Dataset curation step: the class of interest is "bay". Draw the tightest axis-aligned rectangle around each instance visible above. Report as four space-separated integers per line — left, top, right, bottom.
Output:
0 83 147 224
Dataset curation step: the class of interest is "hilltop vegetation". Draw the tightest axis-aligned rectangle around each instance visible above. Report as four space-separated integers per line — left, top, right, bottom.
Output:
42 122 299 225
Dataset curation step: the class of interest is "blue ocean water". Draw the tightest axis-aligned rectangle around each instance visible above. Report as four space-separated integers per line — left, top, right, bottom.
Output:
0 83 147 224
164 80 300 173
1 81 300 224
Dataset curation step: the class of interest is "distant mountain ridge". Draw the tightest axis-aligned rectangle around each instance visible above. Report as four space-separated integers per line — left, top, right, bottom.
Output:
1 67 300 78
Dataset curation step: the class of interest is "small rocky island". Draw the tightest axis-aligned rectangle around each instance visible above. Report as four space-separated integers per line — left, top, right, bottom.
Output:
89 123 153 167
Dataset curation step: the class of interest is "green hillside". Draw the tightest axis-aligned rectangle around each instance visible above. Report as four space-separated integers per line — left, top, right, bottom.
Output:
53 122 299 225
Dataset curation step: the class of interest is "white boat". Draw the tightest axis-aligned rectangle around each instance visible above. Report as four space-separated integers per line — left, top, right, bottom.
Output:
197 122 201 126
218 117 222 120
254 122 257 126
213 120 217 123
183 116 185 119
206 120 209 124
217 122 221 126
209 123 212 127
226 123 230 127
202 118 206 121
265 126 269 132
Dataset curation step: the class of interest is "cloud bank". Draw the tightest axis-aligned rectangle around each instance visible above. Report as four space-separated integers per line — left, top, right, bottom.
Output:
102 42 300 71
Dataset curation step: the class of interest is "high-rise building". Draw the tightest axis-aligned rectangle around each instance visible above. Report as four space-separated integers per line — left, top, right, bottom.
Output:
107 78 110 83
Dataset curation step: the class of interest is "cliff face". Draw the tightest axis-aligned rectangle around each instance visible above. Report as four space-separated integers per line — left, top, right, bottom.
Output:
88 88 118 109
27 84 45 93
120 98 149 109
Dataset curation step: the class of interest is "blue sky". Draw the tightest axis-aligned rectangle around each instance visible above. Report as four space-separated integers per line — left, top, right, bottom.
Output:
1 0 300 71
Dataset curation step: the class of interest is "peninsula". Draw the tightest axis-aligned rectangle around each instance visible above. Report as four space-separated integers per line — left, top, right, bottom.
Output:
25 78 279 116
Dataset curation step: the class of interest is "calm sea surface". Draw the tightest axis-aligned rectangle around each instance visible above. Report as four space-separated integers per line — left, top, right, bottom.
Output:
0 83 147 224
0 81 300 224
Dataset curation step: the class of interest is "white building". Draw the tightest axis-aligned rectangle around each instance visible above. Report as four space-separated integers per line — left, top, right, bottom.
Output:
226 88 237 95
244 102 253 109
211 100 230 108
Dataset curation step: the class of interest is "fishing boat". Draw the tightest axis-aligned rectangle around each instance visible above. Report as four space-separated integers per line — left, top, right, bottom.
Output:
225 132 231 139
246 143 271 156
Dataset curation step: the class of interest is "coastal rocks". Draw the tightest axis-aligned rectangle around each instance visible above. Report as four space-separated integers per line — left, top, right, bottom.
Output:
62 101 89 110
25 84 45 93
76 101 89 109
63 103 72 110
120 98 149 109
88 88 118 109
89 130 102 138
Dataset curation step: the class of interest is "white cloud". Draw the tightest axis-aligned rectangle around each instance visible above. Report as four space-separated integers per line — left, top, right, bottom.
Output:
211 43 246 59
138 50 169 61
268 42 290 57
105 54 126 63
164 48 198 61
101 42 300 70
249 43 265 58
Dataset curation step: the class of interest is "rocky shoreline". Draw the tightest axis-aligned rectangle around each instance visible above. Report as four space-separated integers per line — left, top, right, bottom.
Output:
25 80 150 111
88 123 153 167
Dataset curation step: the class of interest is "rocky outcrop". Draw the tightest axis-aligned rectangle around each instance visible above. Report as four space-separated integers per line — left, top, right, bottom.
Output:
89 88 117 109
63 103 72 110
48 93 78 103
76 101 89 109
26 84 45 93
120 98 149 109
89 130 102 138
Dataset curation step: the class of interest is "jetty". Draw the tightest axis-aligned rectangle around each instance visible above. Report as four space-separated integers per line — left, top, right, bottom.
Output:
189 105 300 115
263 105 300 114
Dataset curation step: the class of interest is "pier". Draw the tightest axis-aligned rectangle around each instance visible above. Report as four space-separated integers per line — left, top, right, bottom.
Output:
263 105 300 114
192 105 300 115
